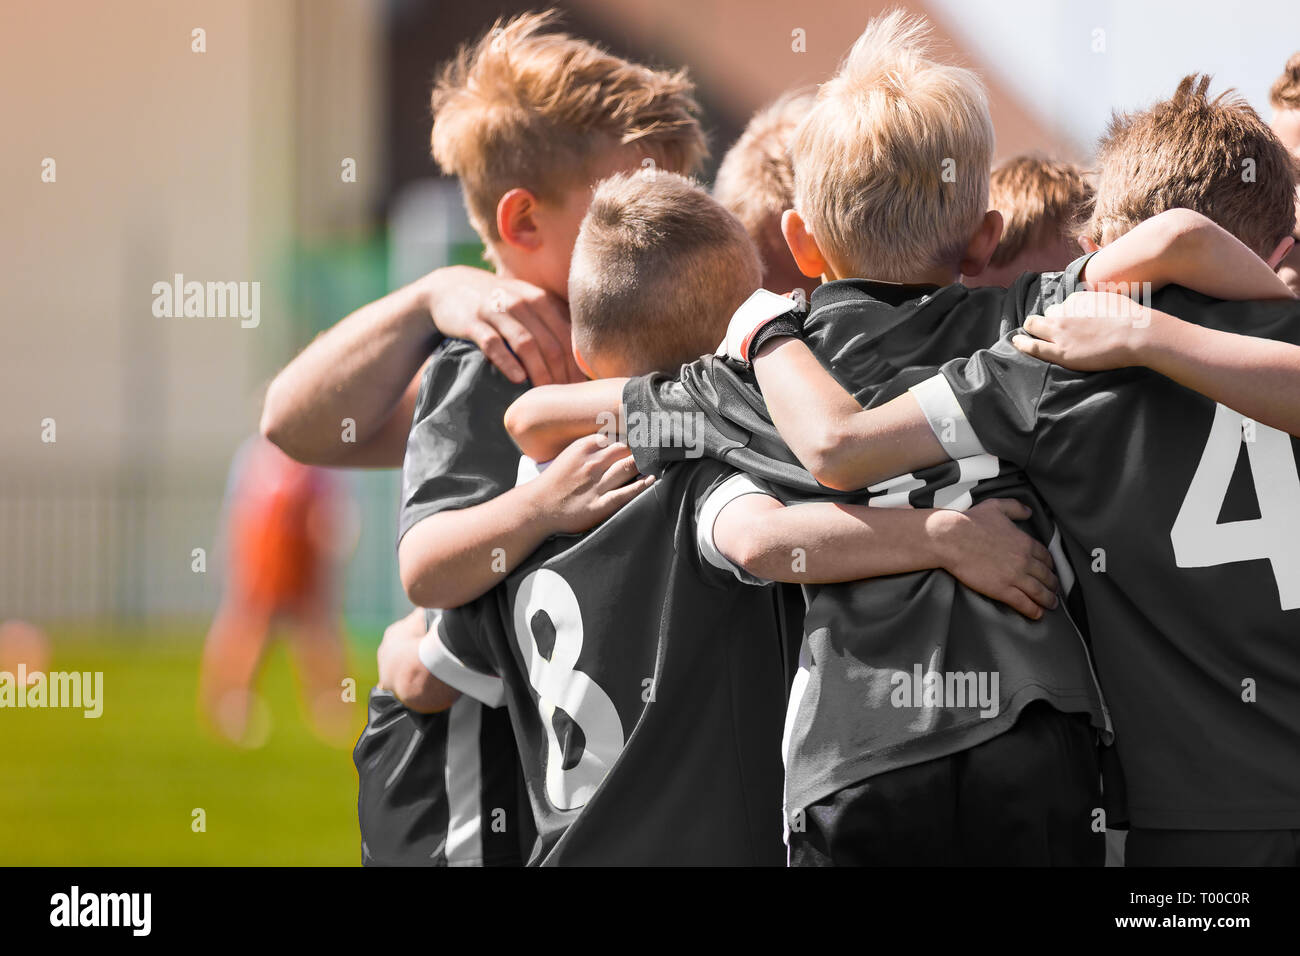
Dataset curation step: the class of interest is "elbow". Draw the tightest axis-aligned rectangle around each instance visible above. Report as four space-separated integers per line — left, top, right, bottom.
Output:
720 529 779 582
502 398 539 454
399 551 461 611
259 376 325 464
258 377 290 449
799 426 862 492
400 564 442 611
1151 208 1213 259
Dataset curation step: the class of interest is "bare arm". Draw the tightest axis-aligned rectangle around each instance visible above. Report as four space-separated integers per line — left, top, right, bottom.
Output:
261 266 578 467
746 212 1296 490
1084 208 1295 300
503 379 628 461
261 281 436 466
398 436 653 609
1016 293 1300 437
713 495 1058 619
750 337 947 490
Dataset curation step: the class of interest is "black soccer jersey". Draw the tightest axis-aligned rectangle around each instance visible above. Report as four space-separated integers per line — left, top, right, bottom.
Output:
354 683 532 866
928 285 1300 830
399 340 530 540
351 339 536 865
429 458 791 866
623 276 1110 814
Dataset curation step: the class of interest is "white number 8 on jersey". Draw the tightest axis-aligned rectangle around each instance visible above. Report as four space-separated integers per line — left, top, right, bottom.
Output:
511 568 625 810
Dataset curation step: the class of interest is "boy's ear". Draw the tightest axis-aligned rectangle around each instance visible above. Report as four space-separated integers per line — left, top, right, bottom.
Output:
572 345 596 381
957 210 1004 278
781 209 831 280
1266 235 1297 271
496 188 543 251
1078 235 1101 254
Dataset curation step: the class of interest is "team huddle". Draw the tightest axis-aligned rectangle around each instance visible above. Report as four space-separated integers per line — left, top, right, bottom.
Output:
263 10 1300 865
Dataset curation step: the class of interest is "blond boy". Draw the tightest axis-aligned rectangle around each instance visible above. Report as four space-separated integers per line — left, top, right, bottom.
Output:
338 12 705 867
738 72 1300 866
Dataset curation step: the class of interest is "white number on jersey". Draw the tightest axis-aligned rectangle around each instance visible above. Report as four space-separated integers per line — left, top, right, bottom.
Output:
866 453 1000 512
1171 404 1300 610
511 568 625 809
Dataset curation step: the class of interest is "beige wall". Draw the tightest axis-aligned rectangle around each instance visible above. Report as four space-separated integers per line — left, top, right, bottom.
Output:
0 1 385 620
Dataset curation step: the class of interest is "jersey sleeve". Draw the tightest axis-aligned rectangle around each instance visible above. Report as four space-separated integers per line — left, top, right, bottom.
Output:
1019 251 1097 318
398 342 528 541
419 605 506 709
694 471 780 586
910 333 1052 469
620 362 746 476
622 356 828 494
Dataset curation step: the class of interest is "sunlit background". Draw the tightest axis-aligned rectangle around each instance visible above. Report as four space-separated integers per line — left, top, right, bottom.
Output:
2 0 1297 864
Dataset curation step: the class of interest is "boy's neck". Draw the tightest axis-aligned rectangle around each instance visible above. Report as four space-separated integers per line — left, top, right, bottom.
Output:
823 263 959 288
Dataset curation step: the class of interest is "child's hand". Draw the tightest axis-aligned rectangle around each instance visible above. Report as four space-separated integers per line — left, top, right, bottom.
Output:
421 266 584 385
377 608 453 713
1013 290 1160 371
532 436 655 535
933 499 1059 620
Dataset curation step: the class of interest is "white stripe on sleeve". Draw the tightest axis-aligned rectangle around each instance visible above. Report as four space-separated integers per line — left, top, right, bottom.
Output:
696 473 779 585
418 623 506 709
909 374 988 461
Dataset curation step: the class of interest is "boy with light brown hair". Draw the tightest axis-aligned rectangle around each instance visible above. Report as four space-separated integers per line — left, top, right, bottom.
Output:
1269 52 1300 295
329 10 709 867
965 155 1093 288
1269 51 1300 157
712 90 817 298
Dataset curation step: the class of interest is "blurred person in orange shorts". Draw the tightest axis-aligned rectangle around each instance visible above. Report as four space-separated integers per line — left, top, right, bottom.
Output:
200 435 353 746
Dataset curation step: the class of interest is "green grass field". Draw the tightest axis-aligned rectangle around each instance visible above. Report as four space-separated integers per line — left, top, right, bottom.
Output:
0 624 377 865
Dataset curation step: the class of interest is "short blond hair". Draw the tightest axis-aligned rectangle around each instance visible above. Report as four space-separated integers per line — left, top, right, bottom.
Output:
431 11 707 242
1270 52 1300 110
714 89 815 237
791 10 994 280
1089 75 1297 257
570 172 761 375
989 156 1093 268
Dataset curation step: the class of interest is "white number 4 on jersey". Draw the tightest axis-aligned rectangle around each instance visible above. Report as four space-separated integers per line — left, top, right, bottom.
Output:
1172 404 1300 610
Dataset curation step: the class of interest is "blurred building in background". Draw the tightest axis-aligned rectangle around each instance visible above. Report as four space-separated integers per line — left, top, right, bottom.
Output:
3 0 1294 633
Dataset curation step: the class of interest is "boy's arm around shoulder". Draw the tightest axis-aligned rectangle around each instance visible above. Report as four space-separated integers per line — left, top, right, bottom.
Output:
1083 208 1295 300
503 378 629 462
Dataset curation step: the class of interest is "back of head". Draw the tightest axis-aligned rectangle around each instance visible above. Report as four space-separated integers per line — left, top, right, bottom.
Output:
714 89 815 240
431 10 707 242
714 89 816 291
988 156 1093 269
1090 75 1297 258
1270 52 1300 113
1270 52 1300 162
791 10 995 281
569 171 762 376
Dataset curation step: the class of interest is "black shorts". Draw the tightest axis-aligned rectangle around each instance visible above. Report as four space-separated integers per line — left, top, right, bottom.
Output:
788 702 1104 866
354 688 455 867
1127 828 1300 866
